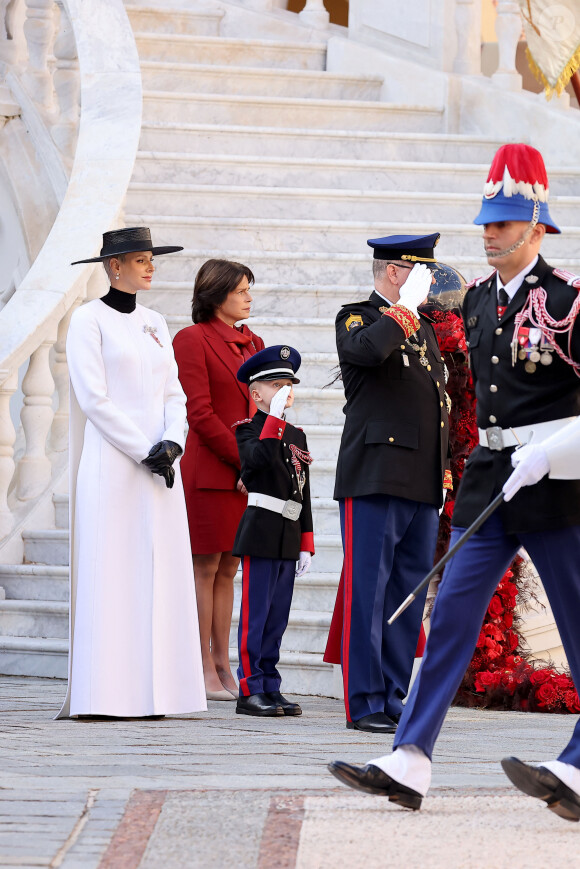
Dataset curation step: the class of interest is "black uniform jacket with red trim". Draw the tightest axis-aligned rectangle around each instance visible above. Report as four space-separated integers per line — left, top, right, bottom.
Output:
233 410 314 560
334 291 449 507
453 254 580 533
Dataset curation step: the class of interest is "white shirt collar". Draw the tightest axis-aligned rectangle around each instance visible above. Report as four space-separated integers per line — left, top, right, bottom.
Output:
374 288 393 306
496 255 539 301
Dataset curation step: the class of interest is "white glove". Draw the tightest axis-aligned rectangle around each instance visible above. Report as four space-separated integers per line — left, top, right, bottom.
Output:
397 263 433 316
438 488 447 516
269 385 291 420
502 443 550 502
296 551 311 577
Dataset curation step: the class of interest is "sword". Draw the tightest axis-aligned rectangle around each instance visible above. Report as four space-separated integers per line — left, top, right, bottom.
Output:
387 491 505 625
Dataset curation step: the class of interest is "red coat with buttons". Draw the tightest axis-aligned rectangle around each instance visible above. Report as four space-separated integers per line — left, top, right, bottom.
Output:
173 318 264 554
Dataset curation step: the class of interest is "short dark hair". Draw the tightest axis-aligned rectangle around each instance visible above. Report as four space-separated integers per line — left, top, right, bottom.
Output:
191 259 255 323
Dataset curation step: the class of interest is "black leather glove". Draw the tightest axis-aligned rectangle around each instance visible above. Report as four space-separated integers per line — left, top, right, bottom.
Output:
141 441 181 489
142 440 182 472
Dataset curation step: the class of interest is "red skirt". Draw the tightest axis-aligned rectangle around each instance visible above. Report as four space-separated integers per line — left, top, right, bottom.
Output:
184 486 247 555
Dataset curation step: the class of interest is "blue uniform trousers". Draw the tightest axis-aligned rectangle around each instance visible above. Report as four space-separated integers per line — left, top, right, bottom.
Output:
395 511 580 769
237 555 295 697
339 494 439 723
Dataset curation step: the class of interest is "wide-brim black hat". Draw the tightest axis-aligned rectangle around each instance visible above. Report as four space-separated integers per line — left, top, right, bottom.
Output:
71 227 183 264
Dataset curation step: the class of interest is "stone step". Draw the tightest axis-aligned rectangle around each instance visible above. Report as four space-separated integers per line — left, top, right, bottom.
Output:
128 182 580 225
142 92 444 133
0 600 68 640
151 250 580 287
285 389 344 426
310 497 341 535
301 428 341 462
139 123 505 162
145 281 361 318
133 151 580 195
141 62 382 102
125 4 224 36
0 636 68 678
135 34 326 70
129 214 577 258
0 565 68 602
309 460 336 498
167 315 337 352
23 530 68 566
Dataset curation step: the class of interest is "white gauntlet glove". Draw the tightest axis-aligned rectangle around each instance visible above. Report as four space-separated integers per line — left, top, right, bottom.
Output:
502 443 550 502
269 385 291 420
296 551 311 577
397 263 433 316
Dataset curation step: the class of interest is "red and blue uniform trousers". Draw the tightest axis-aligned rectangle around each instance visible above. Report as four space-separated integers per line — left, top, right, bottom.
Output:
394 510 580 769
339 493 439 723
237 555 296 696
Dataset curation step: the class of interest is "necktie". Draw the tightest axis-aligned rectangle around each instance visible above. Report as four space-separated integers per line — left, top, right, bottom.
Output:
497 288 509 320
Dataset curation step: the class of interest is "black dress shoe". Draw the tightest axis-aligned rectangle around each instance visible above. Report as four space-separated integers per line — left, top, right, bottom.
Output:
501 756 580 823
328 760 422 810
346 712 397 733
236 693 284 717
266 691 302 716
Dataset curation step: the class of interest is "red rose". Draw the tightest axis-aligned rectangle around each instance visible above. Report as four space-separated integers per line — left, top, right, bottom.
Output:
476 630 486 649
506 630 519 652
487 595 504 618
553 674 573 690
536 681 559 709
530 668 554 686
503 612 514 629
475 670 502 692
565 690 580 713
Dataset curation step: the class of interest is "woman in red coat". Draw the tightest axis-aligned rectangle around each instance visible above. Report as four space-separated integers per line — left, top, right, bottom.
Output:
173 260 264 700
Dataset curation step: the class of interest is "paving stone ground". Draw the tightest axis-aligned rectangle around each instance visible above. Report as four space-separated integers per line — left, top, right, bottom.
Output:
0 677 579 867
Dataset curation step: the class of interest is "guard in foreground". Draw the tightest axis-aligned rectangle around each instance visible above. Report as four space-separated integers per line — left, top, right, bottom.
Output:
328 143 580 821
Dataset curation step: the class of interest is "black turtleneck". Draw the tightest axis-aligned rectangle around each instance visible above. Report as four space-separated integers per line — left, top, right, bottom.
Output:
100 286 137 314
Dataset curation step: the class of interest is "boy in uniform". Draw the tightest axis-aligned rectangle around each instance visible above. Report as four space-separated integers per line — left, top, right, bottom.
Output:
233 345 314 717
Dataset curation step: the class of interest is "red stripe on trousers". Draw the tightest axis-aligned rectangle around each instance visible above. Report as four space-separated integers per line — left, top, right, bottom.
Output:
342 497 353 722
239 556 252 696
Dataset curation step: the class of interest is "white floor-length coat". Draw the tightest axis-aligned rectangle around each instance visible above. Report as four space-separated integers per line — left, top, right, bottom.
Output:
57 297 206 718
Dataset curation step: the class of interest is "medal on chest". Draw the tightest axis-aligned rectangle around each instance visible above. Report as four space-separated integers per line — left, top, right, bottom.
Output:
405 336 432 371
512 325 553 373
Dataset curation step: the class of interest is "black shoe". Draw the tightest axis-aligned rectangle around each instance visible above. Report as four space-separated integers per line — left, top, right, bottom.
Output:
346 712 397 733
328 761 422 810
236 693 284 717
501 756 580 823
265 691 302 716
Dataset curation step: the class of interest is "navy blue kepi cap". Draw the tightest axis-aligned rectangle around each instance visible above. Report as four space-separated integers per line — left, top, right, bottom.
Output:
237 345 301 385
367 233 441 263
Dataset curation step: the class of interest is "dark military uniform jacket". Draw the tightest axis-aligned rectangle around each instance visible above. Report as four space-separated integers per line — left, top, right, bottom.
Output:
454 254 580 533
334 291 449 507
233 410 314 560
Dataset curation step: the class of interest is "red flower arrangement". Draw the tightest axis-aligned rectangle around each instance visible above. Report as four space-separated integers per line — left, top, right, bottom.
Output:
431 310 579 714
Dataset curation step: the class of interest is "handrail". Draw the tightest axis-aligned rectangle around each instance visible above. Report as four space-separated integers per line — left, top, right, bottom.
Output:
0 0 142 375
0 0 142 546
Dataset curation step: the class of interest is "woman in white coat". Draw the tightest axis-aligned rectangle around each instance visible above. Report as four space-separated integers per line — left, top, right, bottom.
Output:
58 227 206 719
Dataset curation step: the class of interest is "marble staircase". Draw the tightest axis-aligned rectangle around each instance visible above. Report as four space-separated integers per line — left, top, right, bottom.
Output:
2 1 579 690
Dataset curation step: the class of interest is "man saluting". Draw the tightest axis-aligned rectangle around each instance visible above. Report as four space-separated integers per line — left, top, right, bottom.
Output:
326 234 451 733
329 143 580 824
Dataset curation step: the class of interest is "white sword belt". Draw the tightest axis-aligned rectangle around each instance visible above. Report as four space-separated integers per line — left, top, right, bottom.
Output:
478 416 577 451
247 492 303 520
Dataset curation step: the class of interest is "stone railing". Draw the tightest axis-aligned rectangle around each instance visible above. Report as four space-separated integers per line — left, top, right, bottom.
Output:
0 0 142 553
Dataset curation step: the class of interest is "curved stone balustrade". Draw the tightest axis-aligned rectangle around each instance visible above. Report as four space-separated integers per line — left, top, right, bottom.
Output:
0 0 142 546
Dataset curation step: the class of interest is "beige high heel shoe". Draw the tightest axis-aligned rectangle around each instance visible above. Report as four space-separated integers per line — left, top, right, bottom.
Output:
206 689 236 701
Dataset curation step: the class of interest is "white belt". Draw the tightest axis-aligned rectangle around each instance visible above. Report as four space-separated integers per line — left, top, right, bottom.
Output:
478 416 577 451
247 492 302 520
